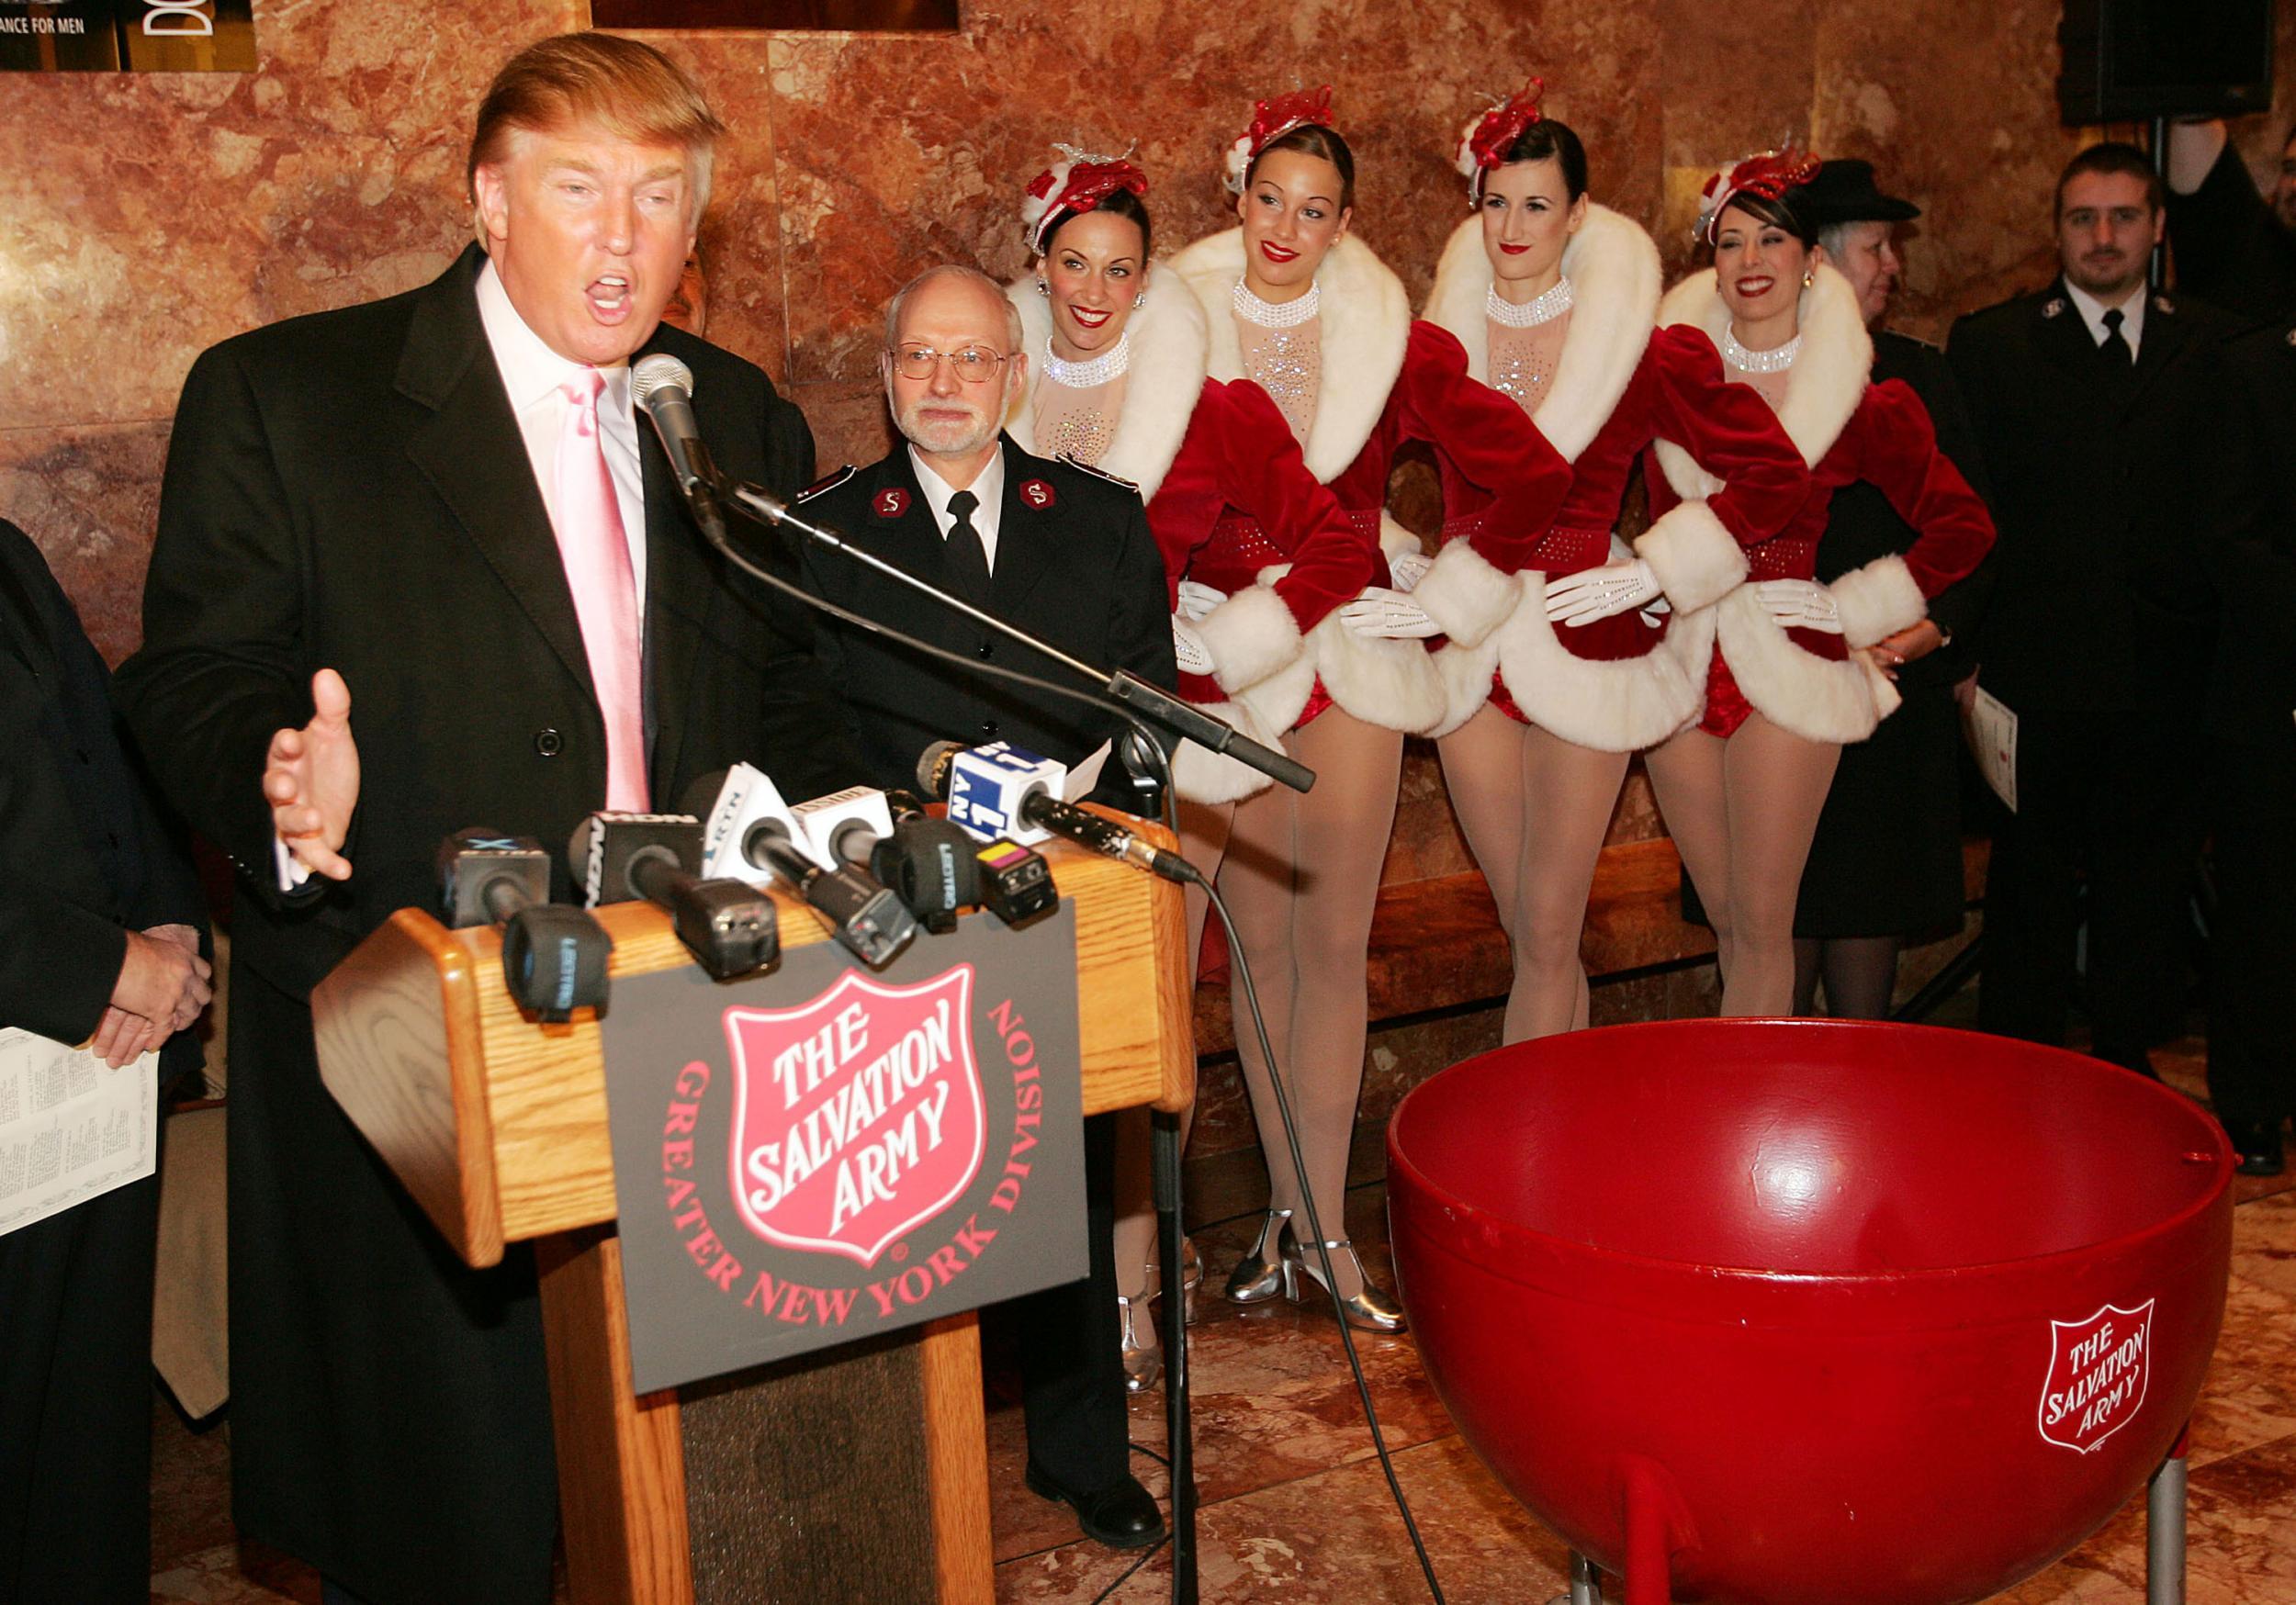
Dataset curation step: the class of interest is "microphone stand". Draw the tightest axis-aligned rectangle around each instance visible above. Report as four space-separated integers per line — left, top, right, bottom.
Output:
694 461 1217 1598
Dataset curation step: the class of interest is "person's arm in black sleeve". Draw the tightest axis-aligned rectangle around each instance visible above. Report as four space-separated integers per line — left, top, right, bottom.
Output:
1086 497 1182 812
2167 135 2271 306
1944 315 2006 668
1911 345 1994 676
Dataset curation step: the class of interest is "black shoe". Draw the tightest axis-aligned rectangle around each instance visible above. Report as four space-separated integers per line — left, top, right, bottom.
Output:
2223 1119 2286 1177
1023 1462 1166 1550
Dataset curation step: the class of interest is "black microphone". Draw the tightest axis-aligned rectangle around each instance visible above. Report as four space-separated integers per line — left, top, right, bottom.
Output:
916 741 1202 886
631 354 728 542
435 827 612 1023
678 774 919 967
568 813 779 981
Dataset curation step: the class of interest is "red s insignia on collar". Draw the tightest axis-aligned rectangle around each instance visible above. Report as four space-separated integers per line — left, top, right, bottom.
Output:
874 488 909 518
1020 479 1055 510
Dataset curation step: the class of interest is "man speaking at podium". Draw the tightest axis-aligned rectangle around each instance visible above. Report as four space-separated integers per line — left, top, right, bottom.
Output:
116 34 856 1605
794 264 1176 1547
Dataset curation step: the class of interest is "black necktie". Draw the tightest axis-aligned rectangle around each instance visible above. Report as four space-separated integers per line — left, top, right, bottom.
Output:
2099 307 2133 368
944 488 992 604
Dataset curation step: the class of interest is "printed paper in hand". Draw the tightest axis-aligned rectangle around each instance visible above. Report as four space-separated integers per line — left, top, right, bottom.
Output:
1964 685 2018 814
0 1027 158 1238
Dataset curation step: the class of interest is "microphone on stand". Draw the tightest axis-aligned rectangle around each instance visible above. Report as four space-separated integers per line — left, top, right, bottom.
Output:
435 827 613 1022
632 354 729 543
917 740 1201 887
681 770 919 968
568 812 780 980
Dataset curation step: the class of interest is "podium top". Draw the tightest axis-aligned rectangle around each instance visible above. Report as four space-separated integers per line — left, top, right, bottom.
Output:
312 823 1193 1268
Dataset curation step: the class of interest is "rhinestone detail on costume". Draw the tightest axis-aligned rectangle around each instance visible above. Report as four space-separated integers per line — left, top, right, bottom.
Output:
1042 331 1131 389
1485 276 1573 329
1719 325 1802 374
1232 278 1321 328
1489 307 1570 412
1234 287 1322 443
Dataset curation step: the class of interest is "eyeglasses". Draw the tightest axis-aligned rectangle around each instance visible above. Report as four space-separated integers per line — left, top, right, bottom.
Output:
887 343 1009 383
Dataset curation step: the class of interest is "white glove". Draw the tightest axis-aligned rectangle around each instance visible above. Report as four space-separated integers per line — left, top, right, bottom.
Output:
1338 587 1441 640
1175 579 1229 623
1756 578 1843 634
1172 615 1214 676
1544 559 1662 627
1388 550 1434 592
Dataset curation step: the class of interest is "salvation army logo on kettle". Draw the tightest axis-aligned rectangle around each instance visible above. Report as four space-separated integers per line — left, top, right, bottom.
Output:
726 966 986 1266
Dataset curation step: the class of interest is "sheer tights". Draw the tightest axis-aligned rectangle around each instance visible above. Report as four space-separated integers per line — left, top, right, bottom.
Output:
1645 713 1840 1016
1217 709 1402 1298
1793 936 1902 1019
1438 705 1626 1040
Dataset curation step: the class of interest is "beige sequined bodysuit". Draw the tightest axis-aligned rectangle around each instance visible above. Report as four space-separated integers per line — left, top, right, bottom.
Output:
1236 312 1321 443
1032 373 1127 466
1487 308 1570 415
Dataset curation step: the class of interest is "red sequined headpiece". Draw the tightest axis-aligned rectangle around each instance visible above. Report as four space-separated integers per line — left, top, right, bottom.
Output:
1225 84 1340 192
1457 79 1547 199
1696 147 1824 244
1022 147 1150 256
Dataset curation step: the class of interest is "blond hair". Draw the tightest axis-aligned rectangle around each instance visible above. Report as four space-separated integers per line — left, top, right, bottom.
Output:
467 32 725 243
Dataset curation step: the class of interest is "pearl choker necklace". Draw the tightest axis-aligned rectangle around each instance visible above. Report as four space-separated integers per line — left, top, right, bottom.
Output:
1233 278 1321 328
1487 277 1573 329
1043 331 1131 389
1720 325 1802 374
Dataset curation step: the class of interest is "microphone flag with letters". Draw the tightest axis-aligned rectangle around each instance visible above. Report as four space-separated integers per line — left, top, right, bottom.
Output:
599 898 1086 1392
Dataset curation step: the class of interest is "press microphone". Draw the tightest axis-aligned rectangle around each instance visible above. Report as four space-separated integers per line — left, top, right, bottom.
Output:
917 741 1201 886
631 354 727 542
681 772 919 968
435 828 613 1023
568 812 780 981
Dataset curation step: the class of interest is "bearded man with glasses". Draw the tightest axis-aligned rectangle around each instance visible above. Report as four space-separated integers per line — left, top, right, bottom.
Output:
790 262 1176 1548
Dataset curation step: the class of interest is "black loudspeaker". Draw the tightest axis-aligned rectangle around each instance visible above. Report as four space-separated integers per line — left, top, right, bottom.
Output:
2059 0 2277 122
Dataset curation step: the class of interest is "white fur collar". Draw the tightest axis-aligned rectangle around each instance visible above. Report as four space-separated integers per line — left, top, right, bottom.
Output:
1166 226 1411 483
1654 264 1870 499
1002 262 1209 503
1421 203 1660 465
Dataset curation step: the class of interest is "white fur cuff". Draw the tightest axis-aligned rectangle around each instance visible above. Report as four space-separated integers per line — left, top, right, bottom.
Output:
1412 540 1524 650
1829 554 1927 649
1636 499 1750 615
1194 582 1305 694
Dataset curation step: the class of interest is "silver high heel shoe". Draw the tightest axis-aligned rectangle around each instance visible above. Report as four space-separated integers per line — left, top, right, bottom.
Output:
1178 1235 1204 1325
1222 1209 1293 1305
1281 1234 1408 1333
1118 1267 1162 1394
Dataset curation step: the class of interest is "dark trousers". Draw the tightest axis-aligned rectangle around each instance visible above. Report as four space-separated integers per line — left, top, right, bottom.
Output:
1979 707 2206 1071
1006 1111 1128 1492
2207 738 2296 1128
0 1168 162 1605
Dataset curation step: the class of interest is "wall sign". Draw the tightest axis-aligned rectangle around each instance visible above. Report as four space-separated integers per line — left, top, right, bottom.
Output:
602 901 1086 1394
1 1 253 72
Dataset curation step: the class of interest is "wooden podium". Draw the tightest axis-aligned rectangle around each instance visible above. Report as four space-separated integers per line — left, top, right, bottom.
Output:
310 825 1193 1605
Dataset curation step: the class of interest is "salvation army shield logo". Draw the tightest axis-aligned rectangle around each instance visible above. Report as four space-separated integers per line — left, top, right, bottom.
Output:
2037 1299 2155 1453
726 965 987 1267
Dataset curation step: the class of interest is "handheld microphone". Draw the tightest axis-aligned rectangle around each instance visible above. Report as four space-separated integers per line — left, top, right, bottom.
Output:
681 772 919 968
793 786 969 935
435 828 613 1023
631 354 728 543
917 741 1201 886
568 813 779 981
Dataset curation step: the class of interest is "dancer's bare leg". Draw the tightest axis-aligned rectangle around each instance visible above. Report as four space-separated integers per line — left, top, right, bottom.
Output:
1716 714 1840 1016
1111 798 1233 1304
1645 726 1735 993
1221 708 1402 1298
1510 725 1631 1040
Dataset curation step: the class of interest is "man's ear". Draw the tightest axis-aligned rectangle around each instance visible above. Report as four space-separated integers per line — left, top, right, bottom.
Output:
472 163 512 248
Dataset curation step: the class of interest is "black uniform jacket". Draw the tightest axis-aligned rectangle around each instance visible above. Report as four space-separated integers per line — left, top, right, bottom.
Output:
792 437 1177 804
1948 280 2245 713
2214 317 2296 755
0 521 205 1077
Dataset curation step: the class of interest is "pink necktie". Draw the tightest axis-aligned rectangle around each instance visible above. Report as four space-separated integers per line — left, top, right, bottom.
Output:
556 368 649 811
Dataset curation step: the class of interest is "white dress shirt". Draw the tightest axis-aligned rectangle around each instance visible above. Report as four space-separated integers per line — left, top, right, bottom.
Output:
908 445 1007 574
2065 280 2147 362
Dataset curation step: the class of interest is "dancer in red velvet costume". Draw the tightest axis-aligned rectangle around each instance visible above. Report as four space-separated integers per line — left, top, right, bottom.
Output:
1002 147 1369 1385
1417 84 1810 1041
1165 88 1572 1330
1644 152 1995 1015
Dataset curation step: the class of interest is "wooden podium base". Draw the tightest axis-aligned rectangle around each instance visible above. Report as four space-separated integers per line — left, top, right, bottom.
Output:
535 1229 995 1605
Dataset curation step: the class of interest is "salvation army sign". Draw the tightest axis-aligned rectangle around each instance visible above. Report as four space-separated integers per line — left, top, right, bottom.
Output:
602 903 1086 1394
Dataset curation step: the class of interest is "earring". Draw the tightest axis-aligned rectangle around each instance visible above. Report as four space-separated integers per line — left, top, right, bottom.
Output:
1802 269 1815 288
1133 291 1147 309
1035 278 1050 297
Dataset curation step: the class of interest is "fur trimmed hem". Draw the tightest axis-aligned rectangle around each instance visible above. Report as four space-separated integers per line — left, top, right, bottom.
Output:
1412 538 1519 648
1230 645 1318 739
1307 603 1448 734
1637 499 1749 614
1194 583 1304 694
1491 578 1705 752
1426 634 1503 739
1829 553 1926 648
1170 697 1281 805
1712 584 1899 744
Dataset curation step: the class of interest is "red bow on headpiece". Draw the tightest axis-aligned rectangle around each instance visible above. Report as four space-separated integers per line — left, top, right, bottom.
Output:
1246 84 1339 156
1023 152 1150 255
1468 79 1546 173
1697 147 1823 243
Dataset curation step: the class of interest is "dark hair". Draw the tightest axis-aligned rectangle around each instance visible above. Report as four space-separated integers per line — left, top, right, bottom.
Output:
1717 188 1818 248
1044 186 1154 261
1495 117 1589 203
1244 124 1356 212
2055 141 2164 215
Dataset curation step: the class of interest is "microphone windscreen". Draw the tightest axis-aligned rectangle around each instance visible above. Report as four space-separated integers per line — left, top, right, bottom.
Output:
631 353 696 408
916 739 966 798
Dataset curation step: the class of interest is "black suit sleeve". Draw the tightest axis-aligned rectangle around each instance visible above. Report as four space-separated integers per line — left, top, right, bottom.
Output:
113 343 322 904
1910 346 1994 669
0 888 127 1049
1944 315 2008 665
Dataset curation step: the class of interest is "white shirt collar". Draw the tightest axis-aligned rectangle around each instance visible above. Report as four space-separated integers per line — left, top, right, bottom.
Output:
476 256 634 417
906 443 1007 567
2064 279 2147 357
